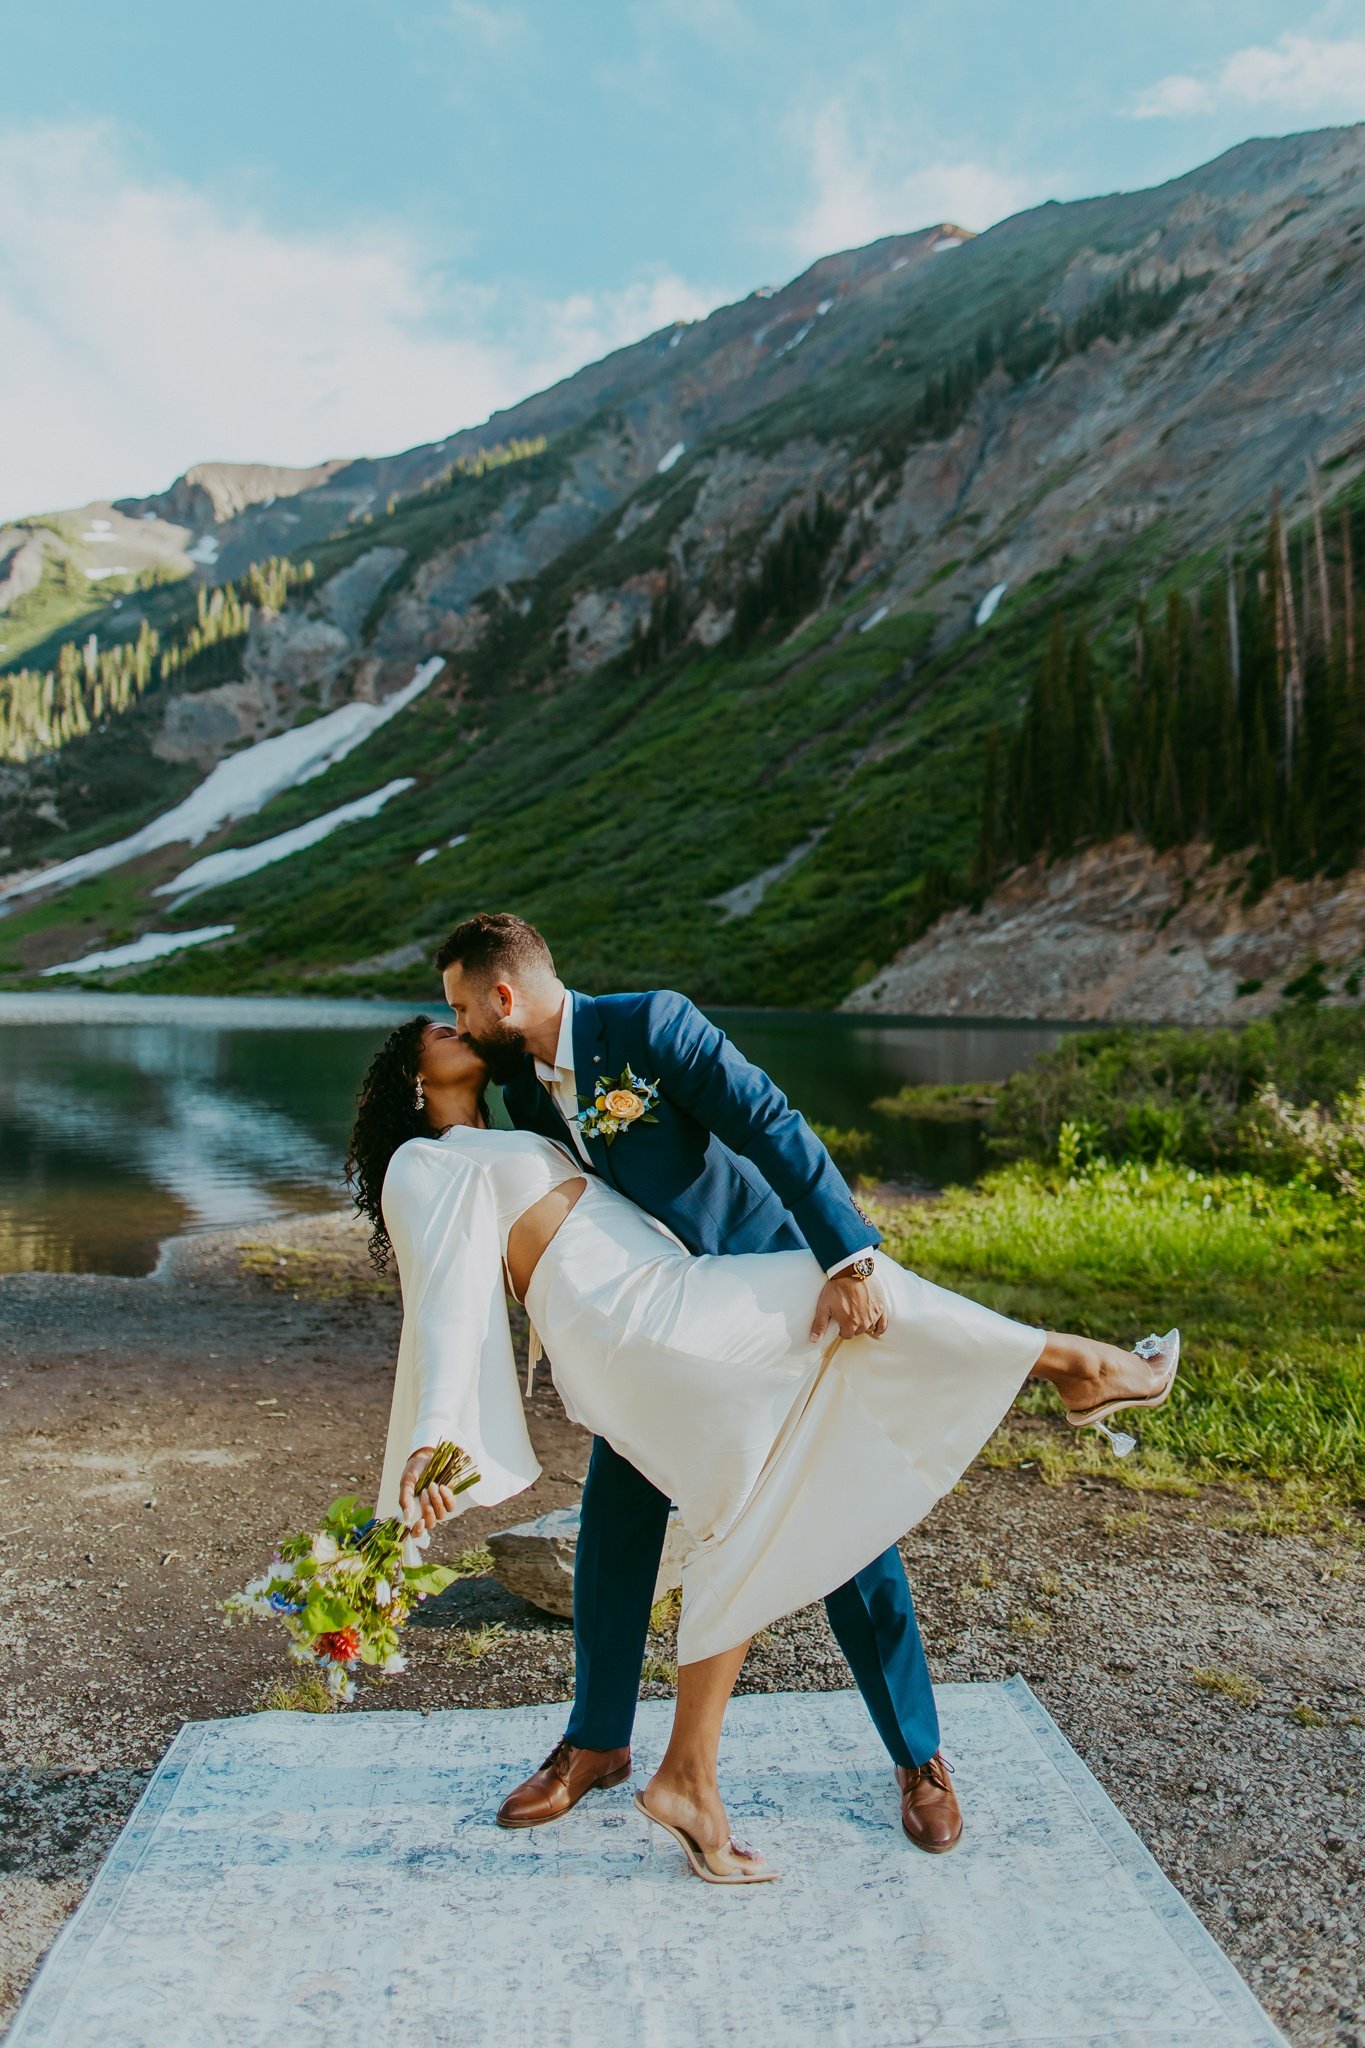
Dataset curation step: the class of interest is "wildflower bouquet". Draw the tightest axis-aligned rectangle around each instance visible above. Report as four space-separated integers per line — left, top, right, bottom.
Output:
222 1441 478 1703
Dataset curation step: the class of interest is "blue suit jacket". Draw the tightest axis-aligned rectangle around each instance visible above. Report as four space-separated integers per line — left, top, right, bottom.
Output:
502 989 877 1269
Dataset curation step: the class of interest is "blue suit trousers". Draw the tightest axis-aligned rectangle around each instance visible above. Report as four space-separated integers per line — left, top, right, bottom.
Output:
564 1434 940 1768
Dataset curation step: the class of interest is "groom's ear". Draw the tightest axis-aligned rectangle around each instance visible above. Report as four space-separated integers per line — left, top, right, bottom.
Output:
493 979 516 1019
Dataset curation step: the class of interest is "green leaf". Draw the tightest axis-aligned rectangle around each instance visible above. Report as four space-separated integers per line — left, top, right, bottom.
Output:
304 1591 358 1632
402 1563 458 1596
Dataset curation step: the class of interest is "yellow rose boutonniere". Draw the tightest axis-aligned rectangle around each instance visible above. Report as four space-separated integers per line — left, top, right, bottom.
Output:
577 1066 661 1145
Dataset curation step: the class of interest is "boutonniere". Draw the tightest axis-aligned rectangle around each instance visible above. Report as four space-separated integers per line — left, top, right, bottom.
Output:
577 1065 661 1145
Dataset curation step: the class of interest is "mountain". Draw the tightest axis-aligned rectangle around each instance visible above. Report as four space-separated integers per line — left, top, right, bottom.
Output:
2 123 1364 1013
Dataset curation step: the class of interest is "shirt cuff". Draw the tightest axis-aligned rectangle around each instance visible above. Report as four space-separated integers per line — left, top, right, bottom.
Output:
826 1244 878 1280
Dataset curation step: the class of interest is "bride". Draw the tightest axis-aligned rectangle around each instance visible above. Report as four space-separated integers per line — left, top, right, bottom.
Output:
350 1015 1178 1887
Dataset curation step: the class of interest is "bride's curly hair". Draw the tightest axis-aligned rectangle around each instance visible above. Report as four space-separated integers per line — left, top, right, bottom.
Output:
345 1015 432 1271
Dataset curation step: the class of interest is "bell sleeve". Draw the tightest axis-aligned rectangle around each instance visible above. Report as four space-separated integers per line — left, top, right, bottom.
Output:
375 1137 541 1530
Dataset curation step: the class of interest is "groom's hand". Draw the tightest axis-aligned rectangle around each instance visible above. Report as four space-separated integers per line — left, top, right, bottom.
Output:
811 1271 890 1344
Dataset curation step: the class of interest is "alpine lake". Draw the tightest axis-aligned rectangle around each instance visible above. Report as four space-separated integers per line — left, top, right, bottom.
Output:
0 995 1079 1276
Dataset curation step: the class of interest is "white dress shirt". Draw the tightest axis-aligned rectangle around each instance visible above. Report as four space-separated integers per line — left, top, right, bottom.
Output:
533 996 594 1166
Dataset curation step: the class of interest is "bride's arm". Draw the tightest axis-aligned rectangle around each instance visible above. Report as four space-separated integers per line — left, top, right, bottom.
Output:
375 1141 540 1539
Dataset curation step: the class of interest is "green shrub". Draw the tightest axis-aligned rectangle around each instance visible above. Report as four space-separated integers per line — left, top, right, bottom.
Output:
989 1011 1365 1174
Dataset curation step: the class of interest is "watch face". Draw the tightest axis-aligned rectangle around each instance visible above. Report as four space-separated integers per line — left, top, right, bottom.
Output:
852 1257 875 1278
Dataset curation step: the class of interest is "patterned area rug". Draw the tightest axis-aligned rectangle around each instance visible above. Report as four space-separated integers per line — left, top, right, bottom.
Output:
6 1680 1286 2047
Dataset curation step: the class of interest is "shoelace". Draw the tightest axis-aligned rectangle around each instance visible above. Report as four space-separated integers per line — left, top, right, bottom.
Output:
907 1754 954 1792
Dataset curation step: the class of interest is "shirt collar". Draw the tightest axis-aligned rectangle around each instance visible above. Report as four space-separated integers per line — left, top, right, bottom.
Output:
533 994 575 1086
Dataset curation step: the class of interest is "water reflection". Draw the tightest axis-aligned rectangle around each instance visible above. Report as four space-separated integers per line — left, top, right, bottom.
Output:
0 995 1078 1277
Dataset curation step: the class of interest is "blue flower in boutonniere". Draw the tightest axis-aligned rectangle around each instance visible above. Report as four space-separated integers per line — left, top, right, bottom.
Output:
577 1065 661 1145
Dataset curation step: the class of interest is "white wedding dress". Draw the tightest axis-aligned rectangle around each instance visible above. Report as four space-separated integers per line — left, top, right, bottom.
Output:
376 1127 1044 1664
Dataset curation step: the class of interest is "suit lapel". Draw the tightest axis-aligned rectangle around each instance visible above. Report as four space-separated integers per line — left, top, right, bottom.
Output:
570 990 616 1183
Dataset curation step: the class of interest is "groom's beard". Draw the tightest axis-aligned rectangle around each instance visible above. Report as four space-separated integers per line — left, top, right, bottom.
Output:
461 1020 528 1086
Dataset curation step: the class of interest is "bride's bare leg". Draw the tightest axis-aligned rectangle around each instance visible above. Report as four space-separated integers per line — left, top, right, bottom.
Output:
1031 1332 1170 1411
642 1641 753 1865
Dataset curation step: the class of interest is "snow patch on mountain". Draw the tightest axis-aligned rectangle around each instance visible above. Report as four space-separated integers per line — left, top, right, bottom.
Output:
1 658 444 904
157 778 415 900
42 925 235 977
415 832 469 867
656 441 686 474
975 582 1008 626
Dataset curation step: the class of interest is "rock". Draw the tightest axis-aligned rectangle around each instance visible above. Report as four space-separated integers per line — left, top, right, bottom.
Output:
318 546 406 638
561 577 657 675
843 835 1365 1025
487 1503 690 1620
0 530 47 614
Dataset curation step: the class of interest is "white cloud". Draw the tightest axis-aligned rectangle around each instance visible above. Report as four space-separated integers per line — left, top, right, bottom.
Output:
1131 34 1365 119
784 98 1043 267
649 0 753 49
446 1 526 49
0 121 723 522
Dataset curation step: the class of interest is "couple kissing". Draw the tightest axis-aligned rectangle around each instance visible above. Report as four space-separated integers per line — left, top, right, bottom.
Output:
344 911 1179 1884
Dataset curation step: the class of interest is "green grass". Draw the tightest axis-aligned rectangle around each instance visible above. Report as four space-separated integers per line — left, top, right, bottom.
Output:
885 1160 1365 1501
874 1083 1000 1123
256 1668 334 1713
1190 1664 1263 1705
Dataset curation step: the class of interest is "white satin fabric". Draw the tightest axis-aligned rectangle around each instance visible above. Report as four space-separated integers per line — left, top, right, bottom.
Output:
377 1128 1044 1662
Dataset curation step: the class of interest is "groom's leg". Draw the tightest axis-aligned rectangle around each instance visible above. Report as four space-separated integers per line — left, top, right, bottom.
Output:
564 1435 672 1751
822 1543 940 1769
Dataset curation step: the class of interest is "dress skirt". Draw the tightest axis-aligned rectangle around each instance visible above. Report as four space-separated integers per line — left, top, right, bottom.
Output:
525 1180 1045 1665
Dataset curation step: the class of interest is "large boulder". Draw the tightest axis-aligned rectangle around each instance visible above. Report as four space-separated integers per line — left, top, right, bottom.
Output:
487 1503 690 1620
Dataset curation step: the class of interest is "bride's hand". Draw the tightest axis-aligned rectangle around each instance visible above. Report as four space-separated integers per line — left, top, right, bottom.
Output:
398 1446 461 1536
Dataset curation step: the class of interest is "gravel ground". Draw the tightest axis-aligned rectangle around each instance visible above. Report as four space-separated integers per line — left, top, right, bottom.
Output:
1 1211 1361 2044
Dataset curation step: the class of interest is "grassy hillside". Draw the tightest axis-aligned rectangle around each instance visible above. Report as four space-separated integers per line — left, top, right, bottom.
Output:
0 511 1184 1003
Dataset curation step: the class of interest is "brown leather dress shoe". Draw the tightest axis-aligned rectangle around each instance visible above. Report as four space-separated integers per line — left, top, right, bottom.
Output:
895 1753 963 1853
496 1739 632 1829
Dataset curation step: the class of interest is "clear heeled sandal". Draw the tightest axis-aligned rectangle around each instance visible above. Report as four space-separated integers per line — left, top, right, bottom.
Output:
634 1792 780 1885
1065 1328 1181 1458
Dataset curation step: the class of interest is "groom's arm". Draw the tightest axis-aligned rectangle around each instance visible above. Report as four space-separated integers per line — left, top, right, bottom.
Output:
642 990 878 1274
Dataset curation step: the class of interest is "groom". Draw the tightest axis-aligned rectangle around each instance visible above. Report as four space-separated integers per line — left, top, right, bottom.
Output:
437 911 963 1853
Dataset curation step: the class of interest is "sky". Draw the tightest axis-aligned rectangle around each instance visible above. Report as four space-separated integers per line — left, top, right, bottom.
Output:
1 0 1363 521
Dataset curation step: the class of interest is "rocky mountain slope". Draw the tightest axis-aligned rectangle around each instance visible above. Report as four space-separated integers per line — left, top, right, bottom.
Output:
845 837 1365 1023
2 123 1364 1010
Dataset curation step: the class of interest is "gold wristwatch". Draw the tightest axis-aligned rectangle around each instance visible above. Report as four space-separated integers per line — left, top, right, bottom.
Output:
846 1255 876 1280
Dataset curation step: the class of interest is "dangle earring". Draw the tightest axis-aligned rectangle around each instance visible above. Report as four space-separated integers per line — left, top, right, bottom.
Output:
415 1076 426 1113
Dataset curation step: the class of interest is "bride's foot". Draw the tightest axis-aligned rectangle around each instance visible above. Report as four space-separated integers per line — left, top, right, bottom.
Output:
1034 1331 1173 1415
637 1773 778 1884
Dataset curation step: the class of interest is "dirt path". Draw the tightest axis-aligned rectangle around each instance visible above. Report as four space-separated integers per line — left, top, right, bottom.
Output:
1 1213 1361 2045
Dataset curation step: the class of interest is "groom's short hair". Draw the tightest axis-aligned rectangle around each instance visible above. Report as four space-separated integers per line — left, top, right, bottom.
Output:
435 912 555 985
